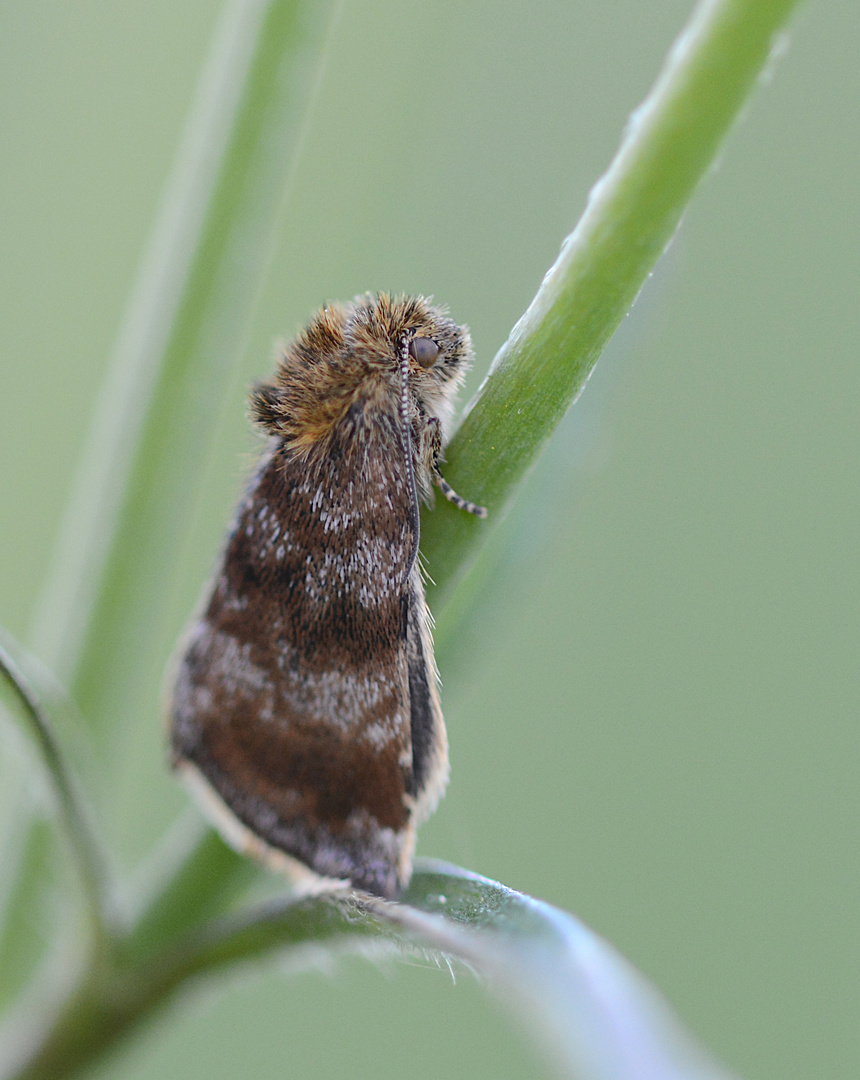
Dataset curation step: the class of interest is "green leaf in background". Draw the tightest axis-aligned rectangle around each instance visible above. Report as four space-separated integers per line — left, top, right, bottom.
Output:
0 633 113 951
2 0 332 1021
29 0 331 740
0 815 56 1016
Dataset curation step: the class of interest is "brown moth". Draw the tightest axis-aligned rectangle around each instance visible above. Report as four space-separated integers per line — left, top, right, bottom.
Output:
169 294 485 899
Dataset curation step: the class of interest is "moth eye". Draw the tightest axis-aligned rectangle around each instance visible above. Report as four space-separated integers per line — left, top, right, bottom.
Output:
409 336 440 368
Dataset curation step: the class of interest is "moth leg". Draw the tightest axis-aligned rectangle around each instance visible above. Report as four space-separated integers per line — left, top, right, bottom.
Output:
424 417 488 519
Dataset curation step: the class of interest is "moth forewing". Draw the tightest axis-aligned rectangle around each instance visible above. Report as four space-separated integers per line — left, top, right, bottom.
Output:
404 569 449 819
169 294 484 899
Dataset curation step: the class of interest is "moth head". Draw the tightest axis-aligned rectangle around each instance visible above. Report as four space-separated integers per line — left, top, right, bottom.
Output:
250 294 472 455
346 293 473 436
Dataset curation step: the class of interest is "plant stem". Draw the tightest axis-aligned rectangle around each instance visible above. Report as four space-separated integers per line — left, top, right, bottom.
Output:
4 892 383 1080
0 644 113 951
422 0 802 610
29 0 320 737
2 0 322 1056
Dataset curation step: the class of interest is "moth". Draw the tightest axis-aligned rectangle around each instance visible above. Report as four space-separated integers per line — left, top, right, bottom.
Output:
170 293 485 899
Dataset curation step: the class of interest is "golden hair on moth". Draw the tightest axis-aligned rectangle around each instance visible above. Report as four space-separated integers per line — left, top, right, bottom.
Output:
169 294 485 899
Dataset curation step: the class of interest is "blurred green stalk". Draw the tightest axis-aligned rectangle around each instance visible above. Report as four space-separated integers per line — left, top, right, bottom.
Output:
30 0 323 737
2 0 326 1042
422 0 801 608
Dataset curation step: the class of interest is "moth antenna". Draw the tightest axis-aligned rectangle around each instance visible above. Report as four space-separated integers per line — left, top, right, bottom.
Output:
399 340 421 581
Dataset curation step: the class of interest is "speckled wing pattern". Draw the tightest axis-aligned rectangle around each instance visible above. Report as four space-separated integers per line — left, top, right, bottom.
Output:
171 411 447 899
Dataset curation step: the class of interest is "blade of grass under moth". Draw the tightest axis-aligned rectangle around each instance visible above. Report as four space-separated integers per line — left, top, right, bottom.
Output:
29 0 327 738
396 862 740 1080
3 863 740 1080
421 0 803 614
179 864 741 1080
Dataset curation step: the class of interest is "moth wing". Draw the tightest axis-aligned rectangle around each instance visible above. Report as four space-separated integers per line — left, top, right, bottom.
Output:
405 572 449 825
170 443 447 898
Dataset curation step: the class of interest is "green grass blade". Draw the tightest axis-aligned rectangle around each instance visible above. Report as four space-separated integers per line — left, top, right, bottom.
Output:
119 817 260 965
0 633 113 950
0 814 56 1015
397 861 739 1080
422 0 803 610
4 864 739 1080
28 0 324 737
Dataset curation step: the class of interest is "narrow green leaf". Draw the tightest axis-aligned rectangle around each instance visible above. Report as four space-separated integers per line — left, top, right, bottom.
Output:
397 862 739 1080
28 0 329 737
3 864 739 1080
0 812 56 1014
119 815 260 965
422 0 803 610
0 633 113 951
170 863 741 1080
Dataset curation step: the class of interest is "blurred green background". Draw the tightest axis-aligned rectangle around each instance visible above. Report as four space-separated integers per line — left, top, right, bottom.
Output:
1 1 857 1078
